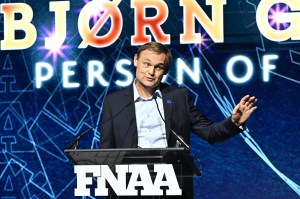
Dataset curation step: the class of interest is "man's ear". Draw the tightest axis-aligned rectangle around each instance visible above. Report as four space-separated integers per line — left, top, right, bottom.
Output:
134 54 138 67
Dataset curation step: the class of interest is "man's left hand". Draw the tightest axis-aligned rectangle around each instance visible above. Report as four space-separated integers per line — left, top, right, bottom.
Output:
231 95 258 126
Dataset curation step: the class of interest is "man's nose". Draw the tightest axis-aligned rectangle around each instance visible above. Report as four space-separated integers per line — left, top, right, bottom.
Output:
148 66 155 75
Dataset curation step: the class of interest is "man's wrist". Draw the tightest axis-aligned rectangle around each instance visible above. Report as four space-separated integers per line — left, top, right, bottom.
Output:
231 118 246 130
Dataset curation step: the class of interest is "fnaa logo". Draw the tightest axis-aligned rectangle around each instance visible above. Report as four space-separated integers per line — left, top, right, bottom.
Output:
74 164 182 196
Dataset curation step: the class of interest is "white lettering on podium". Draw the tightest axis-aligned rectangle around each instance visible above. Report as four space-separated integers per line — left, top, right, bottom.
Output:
74 164 182 196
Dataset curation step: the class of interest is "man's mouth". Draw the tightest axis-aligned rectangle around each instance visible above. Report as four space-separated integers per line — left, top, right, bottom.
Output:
146 77 155 81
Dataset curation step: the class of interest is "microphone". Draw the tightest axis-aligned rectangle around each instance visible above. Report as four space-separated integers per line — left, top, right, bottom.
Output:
153 94 190 151
66 100 133 150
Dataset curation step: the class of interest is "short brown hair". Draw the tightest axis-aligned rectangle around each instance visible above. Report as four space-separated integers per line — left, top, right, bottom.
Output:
136 42 172 70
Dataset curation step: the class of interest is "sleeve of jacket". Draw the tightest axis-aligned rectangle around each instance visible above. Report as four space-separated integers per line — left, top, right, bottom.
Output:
100 95 116 148
186 89 244 144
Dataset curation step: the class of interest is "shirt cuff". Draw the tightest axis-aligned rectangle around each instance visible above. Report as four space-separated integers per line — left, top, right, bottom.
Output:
233 121 246 130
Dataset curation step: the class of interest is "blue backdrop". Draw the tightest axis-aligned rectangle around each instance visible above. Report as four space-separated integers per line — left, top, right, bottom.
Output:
0 0 299 198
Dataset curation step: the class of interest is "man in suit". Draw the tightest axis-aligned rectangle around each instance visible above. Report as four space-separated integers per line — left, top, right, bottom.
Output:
100 42 257 198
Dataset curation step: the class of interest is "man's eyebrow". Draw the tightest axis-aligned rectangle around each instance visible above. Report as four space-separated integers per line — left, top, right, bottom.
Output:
142 58 151 62
154 63 166 68
140 58 165 67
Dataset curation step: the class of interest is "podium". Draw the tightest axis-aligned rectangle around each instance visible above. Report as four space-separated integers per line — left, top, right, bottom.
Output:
65 147 201 177
65 144 202 198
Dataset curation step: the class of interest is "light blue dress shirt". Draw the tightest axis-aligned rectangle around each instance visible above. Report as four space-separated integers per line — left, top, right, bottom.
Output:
133 82 168 148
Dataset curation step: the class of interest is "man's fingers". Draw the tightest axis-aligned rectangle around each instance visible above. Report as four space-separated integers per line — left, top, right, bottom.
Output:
232 103 240 114
234 96 257 115
248 96 257 104
250 106 258 113
241 96 257 107
240 95 250 105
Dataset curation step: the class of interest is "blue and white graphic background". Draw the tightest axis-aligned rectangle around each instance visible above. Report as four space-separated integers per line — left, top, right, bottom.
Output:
0 0 299 198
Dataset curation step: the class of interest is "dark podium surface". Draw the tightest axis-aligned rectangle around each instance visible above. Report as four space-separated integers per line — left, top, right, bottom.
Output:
65 147 201 177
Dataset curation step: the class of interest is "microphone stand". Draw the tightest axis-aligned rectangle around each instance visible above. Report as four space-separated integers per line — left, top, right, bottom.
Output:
66 100 133 150
154 96 190 151
66 124 100 150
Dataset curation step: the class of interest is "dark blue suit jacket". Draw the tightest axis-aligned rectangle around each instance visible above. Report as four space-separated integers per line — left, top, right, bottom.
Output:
100 83 243 149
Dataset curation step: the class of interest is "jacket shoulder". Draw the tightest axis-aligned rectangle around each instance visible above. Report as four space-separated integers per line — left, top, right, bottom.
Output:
105 86 132 98
161 83 189 95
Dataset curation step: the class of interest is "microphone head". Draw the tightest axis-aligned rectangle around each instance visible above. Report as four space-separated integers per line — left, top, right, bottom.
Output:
153 92 159 100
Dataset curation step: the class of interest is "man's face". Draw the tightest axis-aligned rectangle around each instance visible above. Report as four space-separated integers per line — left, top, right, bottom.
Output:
134 49 168 91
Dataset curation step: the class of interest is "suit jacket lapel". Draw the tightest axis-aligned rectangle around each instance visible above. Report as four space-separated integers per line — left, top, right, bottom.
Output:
121 86 138 148
161 84 173 142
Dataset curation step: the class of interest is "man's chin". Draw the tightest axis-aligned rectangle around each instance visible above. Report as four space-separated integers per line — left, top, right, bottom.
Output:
142 82 159 89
